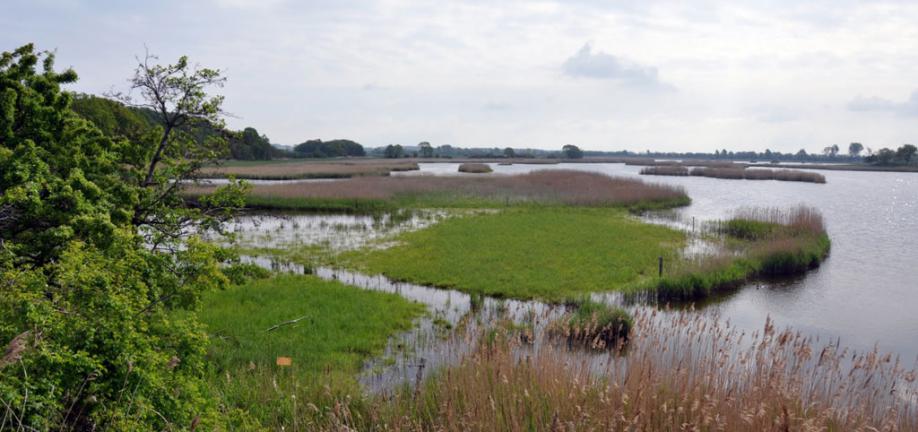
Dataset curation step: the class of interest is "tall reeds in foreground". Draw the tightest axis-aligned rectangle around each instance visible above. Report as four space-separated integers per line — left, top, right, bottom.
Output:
320 310 917 431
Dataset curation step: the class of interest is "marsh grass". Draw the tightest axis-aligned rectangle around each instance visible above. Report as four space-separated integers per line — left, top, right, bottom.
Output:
690 167 827 183
188 170 690 212
197 274 425 428
318 311 917 431
640 165 689 176
457 163 493 173
199 159 420 180
341 207 686 302
648 206 830 301
548 298 633 349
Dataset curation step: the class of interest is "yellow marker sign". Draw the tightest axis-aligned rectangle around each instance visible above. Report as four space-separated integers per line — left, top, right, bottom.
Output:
276 357 292 366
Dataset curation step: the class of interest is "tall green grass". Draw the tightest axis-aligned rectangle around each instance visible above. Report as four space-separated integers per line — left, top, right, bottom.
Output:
645 206 831 301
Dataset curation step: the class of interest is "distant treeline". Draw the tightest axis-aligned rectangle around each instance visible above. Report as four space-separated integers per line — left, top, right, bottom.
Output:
70 94 276 160
71 94 372 161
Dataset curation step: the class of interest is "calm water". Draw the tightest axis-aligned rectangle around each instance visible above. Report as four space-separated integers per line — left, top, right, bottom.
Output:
401 162 918 360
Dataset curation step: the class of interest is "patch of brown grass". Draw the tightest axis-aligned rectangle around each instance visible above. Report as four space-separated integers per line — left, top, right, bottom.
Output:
323 311 917 431
457 163 493 173
199 159 420 179
207 170 689 208
688 167 826 183
640 165 689 176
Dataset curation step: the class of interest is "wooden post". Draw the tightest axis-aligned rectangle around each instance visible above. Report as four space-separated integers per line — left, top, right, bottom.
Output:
658 256 663 277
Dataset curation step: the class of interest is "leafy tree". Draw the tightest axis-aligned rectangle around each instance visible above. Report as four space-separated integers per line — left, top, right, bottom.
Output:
875 148 896 165
796 149 808 160
849 142 864 157
228 127 273 160
823 144 839 157
0 44 245 430
896 144 917 163
294 138 364 158
418 141 434 158
384 144 404 158
562 144 583 159
503 147 516 158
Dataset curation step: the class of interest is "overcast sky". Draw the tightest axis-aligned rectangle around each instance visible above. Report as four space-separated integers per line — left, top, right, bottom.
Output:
4 0 918 153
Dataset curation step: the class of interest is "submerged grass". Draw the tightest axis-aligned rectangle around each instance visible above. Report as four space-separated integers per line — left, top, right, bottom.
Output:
340 207 685 302
198 274 425 428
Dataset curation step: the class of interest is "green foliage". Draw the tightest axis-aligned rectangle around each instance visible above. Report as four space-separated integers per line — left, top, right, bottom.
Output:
865 144 918 165
562 144 583 159
564 298 633 344
0 44 246 430
293 138 365 158
198 274 424 428
383 144 405 158
341 208 685 302
720 219 778 240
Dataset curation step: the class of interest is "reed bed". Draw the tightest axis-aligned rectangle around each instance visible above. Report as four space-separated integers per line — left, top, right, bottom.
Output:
321 310 917 431
191 170 690 210
548 299 633 349
639 165 689 176
198 159 420 180
648 206 830 301
688 167 826 183
457 163 493 173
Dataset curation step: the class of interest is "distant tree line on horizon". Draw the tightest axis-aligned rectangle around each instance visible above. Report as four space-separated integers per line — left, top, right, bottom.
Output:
71 96 915 166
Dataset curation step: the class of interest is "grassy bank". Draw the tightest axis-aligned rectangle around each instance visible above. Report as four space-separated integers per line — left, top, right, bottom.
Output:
188 170 691 213
646 207 831 301
198 274 425 428
339 208 685 302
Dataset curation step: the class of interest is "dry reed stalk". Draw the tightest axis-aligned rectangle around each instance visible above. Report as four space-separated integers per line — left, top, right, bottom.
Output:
199 160 420 179
324 310 917 431
457 163 493 174
196 170 688 207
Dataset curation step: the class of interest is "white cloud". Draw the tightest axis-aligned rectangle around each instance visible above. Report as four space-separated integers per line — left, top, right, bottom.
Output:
3 0 918 152
848 92 918 115
561 43 669 89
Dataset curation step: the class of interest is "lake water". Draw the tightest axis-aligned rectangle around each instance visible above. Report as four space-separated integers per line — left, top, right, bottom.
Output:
397 162 918 360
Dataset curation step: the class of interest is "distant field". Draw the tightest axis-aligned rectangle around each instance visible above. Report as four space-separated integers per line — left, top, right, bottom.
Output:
199 158 420 179
340 208 685 301
198 275 424 427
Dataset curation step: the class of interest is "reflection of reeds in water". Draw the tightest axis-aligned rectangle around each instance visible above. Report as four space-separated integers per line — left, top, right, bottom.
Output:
323 310 918 431
221 170 689 207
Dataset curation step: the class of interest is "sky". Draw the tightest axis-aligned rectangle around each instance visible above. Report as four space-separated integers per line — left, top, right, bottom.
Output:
3 0 918 153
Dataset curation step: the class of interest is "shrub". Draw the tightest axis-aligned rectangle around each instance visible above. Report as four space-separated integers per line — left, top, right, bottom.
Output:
458 162 493 173
550 299 632 349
